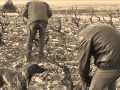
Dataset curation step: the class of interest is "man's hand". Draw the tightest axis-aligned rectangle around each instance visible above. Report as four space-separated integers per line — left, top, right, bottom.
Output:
85 75 92 86
81 82 88 90
81 75 92 90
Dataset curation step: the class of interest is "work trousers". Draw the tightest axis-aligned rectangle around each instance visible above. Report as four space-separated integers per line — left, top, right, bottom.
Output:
89 68 120 90
26 20 47 61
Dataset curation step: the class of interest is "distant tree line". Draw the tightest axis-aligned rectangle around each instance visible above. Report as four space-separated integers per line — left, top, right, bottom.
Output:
0 0 118 18
53 9 96 15
53 8 116 16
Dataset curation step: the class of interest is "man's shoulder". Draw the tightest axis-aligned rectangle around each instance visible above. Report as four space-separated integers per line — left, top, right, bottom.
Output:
78 23 100 39
27 1 49 7
29 1 47 4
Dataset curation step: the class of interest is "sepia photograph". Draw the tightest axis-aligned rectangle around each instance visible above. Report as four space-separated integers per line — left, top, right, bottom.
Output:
0 0 120 90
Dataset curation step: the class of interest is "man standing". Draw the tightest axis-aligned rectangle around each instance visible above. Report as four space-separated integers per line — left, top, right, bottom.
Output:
76 23 120 90
23 0 52 62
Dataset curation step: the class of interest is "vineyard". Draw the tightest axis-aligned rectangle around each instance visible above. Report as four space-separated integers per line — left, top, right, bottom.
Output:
0 7 120 90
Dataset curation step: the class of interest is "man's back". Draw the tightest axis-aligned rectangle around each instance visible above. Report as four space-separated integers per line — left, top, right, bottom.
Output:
78 23 120 69
25 1 52 24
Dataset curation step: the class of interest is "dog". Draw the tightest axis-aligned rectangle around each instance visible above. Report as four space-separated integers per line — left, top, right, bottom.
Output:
0 64 46 90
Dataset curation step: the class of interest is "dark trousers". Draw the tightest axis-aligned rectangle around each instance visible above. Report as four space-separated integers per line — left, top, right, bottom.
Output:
89 68 120 90
26 20 47 61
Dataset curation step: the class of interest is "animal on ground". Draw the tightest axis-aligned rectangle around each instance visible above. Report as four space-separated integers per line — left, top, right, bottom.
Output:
0 64 46 90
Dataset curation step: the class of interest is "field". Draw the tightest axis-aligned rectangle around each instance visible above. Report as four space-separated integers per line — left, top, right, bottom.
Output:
0 7 120 90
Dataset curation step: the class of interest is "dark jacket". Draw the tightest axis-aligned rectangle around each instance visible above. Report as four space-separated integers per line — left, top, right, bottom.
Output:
22 1 52 25
76 23 120 83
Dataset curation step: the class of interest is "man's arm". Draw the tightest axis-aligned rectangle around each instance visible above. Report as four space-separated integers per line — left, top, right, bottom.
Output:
22 2 30 19
45 2 52 18
77 36 92 86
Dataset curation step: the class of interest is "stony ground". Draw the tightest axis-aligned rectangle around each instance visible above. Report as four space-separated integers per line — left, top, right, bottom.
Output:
0 16 120 90
0 16 82 90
